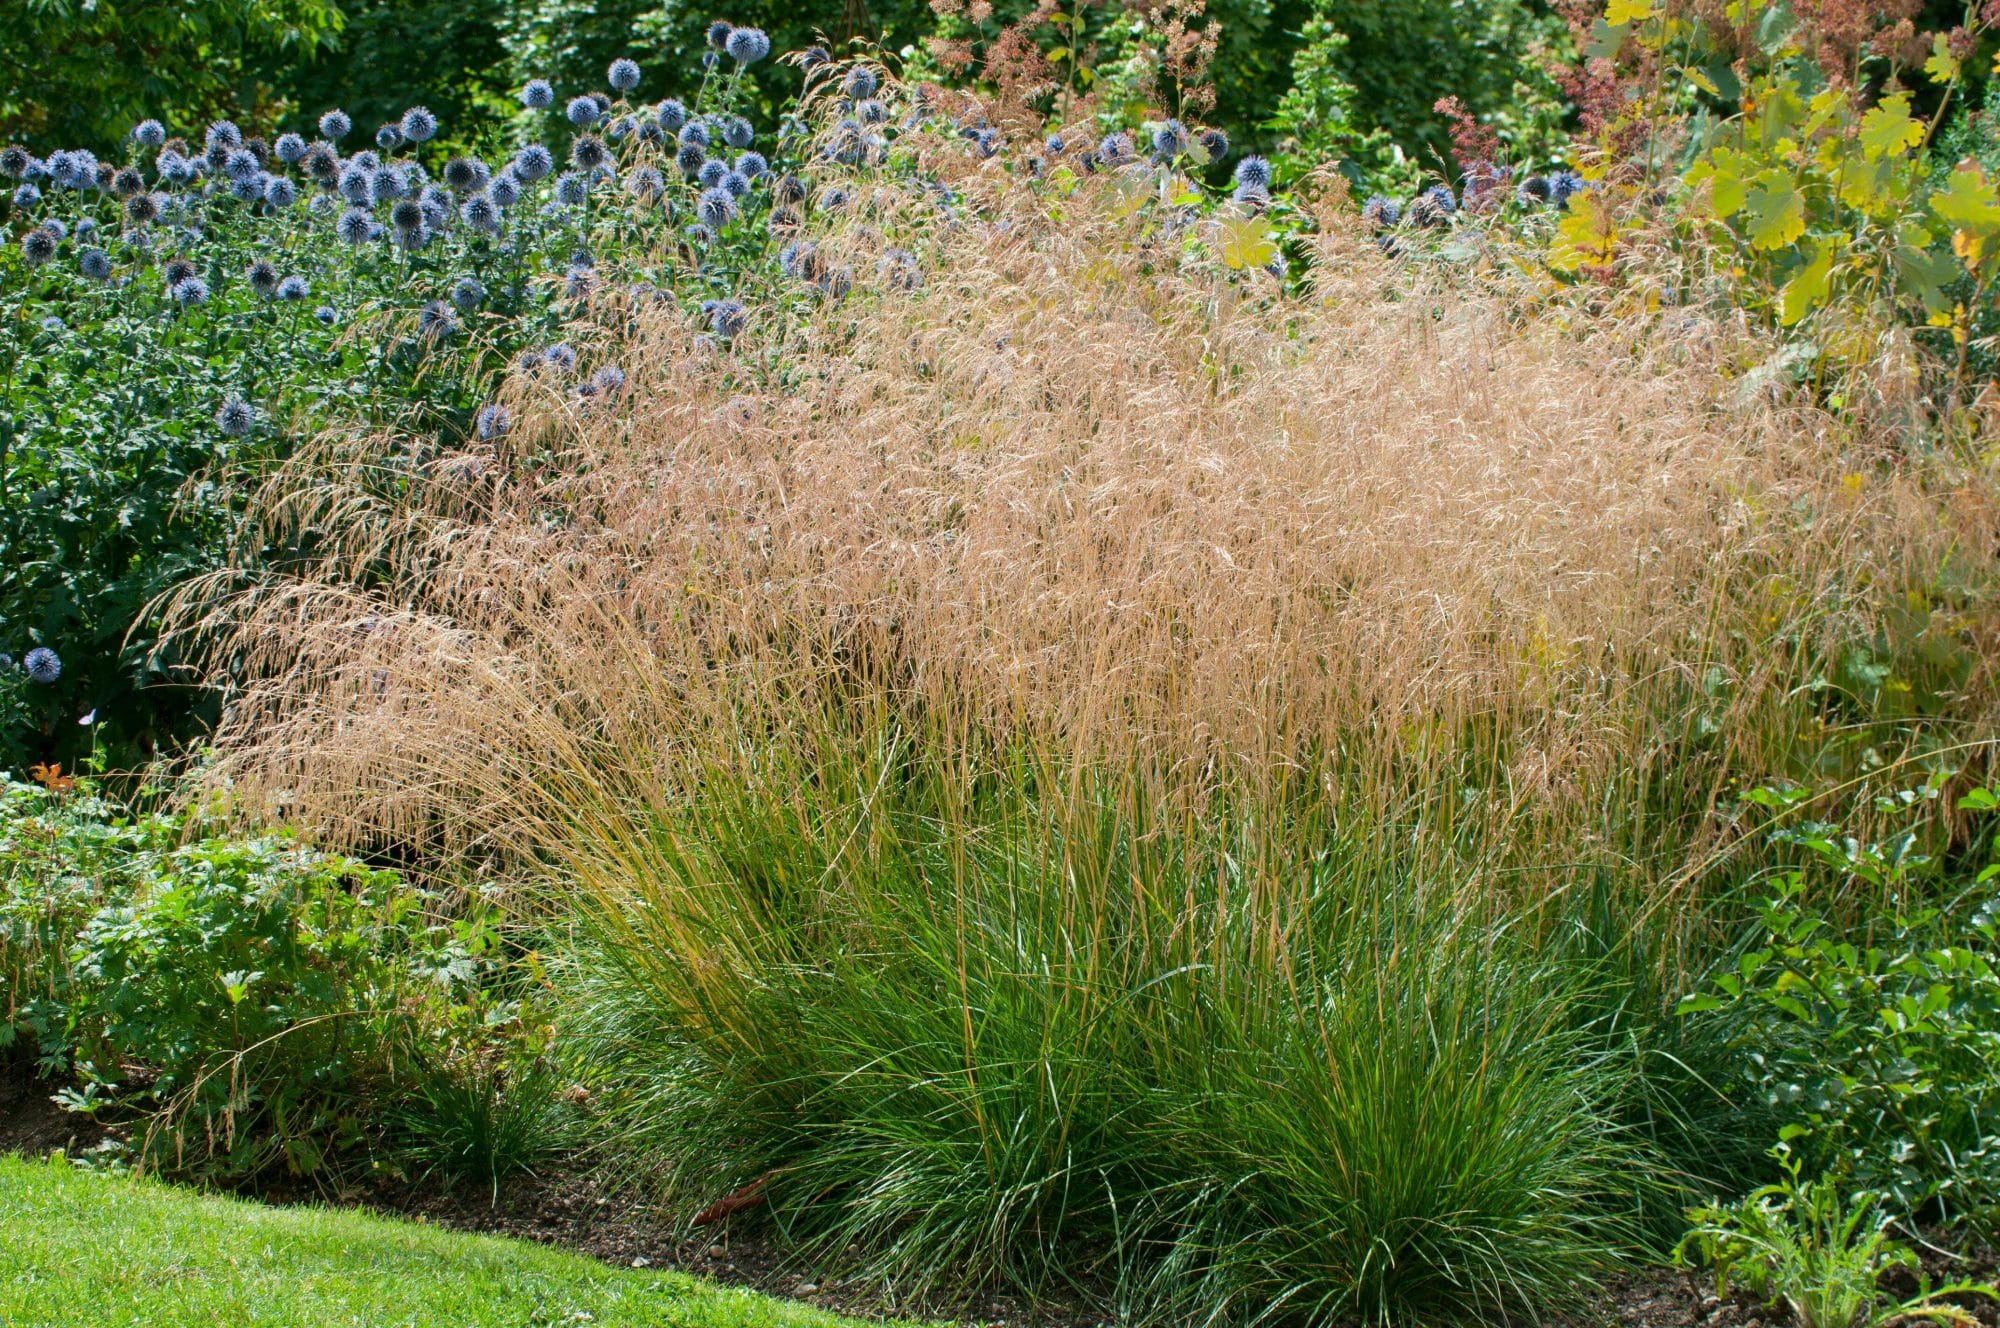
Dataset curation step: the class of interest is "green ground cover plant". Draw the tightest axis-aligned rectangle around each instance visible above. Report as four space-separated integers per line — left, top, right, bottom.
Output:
0 1155 863 1328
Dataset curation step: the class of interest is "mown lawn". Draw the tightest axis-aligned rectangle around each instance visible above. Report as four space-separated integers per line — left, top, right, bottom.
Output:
0 1156 865 1328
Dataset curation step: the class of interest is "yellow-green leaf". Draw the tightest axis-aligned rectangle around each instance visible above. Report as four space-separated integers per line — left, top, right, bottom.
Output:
1604 0 1655 24
1744 172 1806 251
1858 93 1923 161
1779 239 1834 325
1931 162 2000 236
1925 32 1960 85
1218 216 1277 271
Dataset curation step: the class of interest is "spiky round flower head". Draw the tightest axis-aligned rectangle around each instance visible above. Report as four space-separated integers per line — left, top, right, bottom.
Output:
269 132 305 166
1232 155 1271 190
375 123 403 150
725 26 770 63
418 299 457 341
570 135 608 171
678 119 710 149
370 167 407 203
521 78 555 110
23 647 60 684
229 174 265 202
437 157 476 193
301 141 339 184
488 171 521 208
844 99 884 129
264 176 298 209
842 66 879 99
1548 170 1587 206
110 166 144 198
319 109 352 140
607 57 641 91
972 128 1001 159
399 105 438 143
606 114 633 142
0 146 29 177
19 227 56 265
801 45 831 69
675 143 706 177
696 158 728 190
878 247 921 291
1360 194 1400 228
248 257 281 296
543 342 577 373
702 298 746 339
1231 181 1269 209
215 397 255 436
351 149 381 171
1516 174 1551 207
720 170 749 198
683 222 713 245
553 171 588 206
588 364 626 399
1197 127 1228 161
385 199 421 234
696 185 737 228
419 185 451 229
626 164 665 203
475 402 512 439
172 275 209 305
335 165 369 204
131 119 166 150
1097 131 1132 165
12 182 40 209
314 304 337 324
205 120 243 151
779 240 819 280
726 152 764 182
816 184 849 211
706 20 734 49
162 257 196 287
654 99 689 133
461 192 500 232
1151 119 1188 160
765 175 802 208
444 275 484 312
40 218 65 241
1041 132 1067 158
78 247 112 281
1409 182 1456 228
636 117 665 146
276 274 309 302
125 190 163 226
509 145 553 185
74 216 96 239
720 116 753 149
337 206 374 244
565 96 599 127
40 314 65 335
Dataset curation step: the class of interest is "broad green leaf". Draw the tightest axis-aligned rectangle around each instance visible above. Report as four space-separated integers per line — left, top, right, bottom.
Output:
1217 216 1277 271
1604 0 1654 24
1744 171 1806 250
1890 243 1961 313
1932 162 2000 236
1925 32 1960 84
1859 94 1923 160
1779 239 1835 325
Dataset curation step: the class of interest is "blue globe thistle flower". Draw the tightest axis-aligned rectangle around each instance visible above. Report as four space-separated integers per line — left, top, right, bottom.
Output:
513 144 554 182
314 304 338 324
516 348 545 372
842 67 879 99
1233 156 1272 190
1098 132 1132 164
475 403 513 439
1360 195 1400 228
655 99 688 133
706 20 734 49
801 45 831 68
521 79 555 110
400 106 438 143
23 647 60 685
854 99 888 127
319 109 352 140
370 167 408 203
626 164 665 203
449 275 485 311
878 247 921 291
159 152 194 185
439 157 480 193
230 174 266 202
1198 127 1228 161
726 27 770 63
337 165 371 204
337 206 374 244
720 116 753 149
264 176 298 208
733 151 767 180
351 149 382 171
779 240 817 279
553 171 588 206
696 185 737 228
816 184 849 211
608 115 635 142
77 246 112 281
205 120 243 150
40 315 65 334
636 118 665 146
1409 182 1456 228
461 192 501 232
248 258 281 296
608 58 641 91
12 182 40 209
277 274 310 302
675 143 706 177
570 135 609 171
51 149 101 190
40 218 66 241
543 343 577 373
591 365 626 396
489 171 521 207
972 128 1001 159
419 188 450 230
0 146 30 177
1516 175 1552 207
418 300 457 341
565 96 599 128
678 119 710 149
1151 119 1188 159
20 227 57 265
1044 132 1066 157
773 175 806 205
722 170 750 198
696 158 728 189
162 257 195 288
74 217 96 239
702 298 746 338
376 123 403 150
271 132 306 165
1232 181 1269 209
215 397 255 436
1548 170 1587 206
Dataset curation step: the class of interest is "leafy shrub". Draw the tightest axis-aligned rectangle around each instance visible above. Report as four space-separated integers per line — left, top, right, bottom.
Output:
1681 785 2000 1236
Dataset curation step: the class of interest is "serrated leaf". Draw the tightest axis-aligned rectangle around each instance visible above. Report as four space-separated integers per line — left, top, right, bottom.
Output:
1932 162 2000 236
1604 0 1654 23
1744 172 1806 250
1859 93 1923 160
1217 216 1277 271
1779 239 1835 325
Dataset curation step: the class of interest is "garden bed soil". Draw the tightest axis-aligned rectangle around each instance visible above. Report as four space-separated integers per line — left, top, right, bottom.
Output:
2 1058 1994 1328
